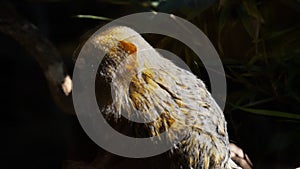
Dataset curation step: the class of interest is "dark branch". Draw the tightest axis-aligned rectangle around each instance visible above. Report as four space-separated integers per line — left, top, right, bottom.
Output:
0 0 74 114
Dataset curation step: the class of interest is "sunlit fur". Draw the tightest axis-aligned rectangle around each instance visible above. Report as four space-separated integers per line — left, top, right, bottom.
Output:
94 26 240 169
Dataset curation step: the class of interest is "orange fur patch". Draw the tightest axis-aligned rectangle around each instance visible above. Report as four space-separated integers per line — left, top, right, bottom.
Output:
119 40 137 54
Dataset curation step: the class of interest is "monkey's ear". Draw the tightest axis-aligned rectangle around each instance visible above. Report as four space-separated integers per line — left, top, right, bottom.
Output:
119 40 137 54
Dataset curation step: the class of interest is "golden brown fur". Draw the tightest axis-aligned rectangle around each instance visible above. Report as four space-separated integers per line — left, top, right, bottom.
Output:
95 26 240 169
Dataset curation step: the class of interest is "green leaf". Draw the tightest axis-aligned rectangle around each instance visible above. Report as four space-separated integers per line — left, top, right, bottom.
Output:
264 25 300 40
241 97 275 107
236 0 265 41
74 15 113 21
233 106 300 120
217 0 234 54
241 0 264 23
237 4 260 40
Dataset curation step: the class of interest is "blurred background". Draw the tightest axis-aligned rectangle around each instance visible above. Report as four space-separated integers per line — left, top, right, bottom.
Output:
1 0 300 168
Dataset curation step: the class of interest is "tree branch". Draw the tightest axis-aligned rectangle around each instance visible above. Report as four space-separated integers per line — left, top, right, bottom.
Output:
0 0 74 114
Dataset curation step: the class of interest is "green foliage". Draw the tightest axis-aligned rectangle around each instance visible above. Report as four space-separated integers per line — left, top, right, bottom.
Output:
155 0 300 120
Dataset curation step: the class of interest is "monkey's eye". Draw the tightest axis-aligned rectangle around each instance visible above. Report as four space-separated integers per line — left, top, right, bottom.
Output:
119 40 137 54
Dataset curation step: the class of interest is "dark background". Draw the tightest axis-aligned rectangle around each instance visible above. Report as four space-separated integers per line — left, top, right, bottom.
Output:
1 0 300 168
